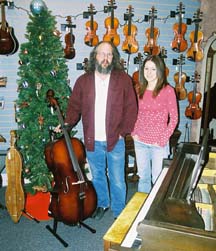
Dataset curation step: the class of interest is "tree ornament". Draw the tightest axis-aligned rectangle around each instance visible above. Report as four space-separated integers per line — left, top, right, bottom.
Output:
22 81 29 88
20 102 29 108
38 114 44 129
36 83 42 96
23 49 28 54
53 30 61 37
50 70 56 77
30 0 47 15
25 168 30 174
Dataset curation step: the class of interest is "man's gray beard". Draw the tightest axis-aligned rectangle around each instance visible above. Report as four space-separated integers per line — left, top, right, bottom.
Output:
95 61 113 74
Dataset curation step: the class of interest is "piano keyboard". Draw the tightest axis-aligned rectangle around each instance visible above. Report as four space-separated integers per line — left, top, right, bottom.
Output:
121 167 169 248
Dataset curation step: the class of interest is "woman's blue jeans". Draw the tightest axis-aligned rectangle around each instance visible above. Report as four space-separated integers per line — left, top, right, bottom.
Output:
86 139 126 218
134 140 169 193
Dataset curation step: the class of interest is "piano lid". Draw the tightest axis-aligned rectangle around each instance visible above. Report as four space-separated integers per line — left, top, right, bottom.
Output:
144 130 210 229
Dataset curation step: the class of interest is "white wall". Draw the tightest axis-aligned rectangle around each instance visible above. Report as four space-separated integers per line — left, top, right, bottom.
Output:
0 0 201 178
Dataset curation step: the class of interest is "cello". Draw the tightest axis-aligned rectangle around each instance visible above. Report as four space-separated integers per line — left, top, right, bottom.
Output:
171 2 188 53
122 5 139 54
45 90 97 226
173 54 187 100
84 4 99 47
186 8 203 62
103 0 120 47
143 6 160 56
64 16 76 60
185 71 202 120
0 0 19 55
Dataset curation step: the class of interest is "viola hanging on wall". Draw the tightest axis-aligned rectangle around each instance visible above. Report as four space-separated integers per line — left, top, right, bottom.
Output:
170 2 188 53
103 0 120 47
84 4 99 47
143 6 160 56
122 5 139 54
186 8 204 62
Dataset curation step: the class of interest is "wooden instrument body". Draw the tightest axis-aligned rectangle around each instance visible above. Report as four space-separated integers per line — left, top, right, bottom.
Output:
64 16 76 60
45 137 97 224
174 55 187 100
143 6 160 56
0 1 19 55
171 2 188 53
5 130 25 223
144 27 160 55
132 52 143 94
122 5 139 54
174 71 187 100
84 4 99 47
103 0 120 47
103 17 120 46
45 91 97 225
186 9 204 62
122 24 138 54
171 22 188 52
186 30 203 61
185 91 202 120
159 47 169 77
185 72 202 120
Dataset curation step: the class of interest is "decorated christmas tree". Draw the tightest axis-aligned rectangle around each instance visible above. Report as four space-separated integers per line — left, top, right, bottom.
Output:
15 2 71 194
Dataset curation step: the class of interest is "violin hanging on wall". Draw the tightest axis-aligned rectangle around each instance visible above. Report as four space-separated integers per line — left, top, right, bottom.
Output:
103 0 120 47
143 6 160 56
173 54 187 100
185 71 202 120
159 46 169 77
122 5 139 54
186 8 204 62
132 52 143 94
171 2 188 53
84 4 99 47
64 16 76 60
0 0 19 55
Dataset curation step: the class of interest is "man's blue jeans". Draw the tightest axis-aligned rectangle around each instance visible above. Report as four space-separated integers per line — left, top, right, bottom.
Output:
134 140 169 193
86 139 126 218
